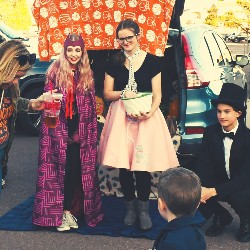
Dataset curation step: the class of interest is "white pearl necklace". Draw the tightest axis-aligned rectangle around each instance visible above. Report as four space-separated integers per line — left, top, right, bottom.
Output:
123 49 141 93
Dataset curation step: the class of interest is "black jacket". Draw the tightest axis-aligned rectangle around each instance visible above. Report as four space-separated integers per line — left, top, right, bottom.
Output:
195 121 250 199
152 215 206 250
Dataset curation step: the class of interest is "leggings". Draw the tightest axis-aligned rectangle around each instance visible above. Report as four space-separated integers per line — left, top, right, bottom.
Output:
63 143 82 211
119 168 152 202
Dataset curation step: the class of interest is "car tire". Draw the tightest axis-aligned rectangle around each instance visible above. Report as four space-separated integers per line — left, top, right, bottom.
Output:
233 38 239 43
18 86 44 136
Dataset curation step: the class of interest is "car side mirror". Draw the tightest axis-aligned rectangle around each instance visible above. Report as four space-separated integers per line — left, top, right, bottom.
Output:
235 55 249 67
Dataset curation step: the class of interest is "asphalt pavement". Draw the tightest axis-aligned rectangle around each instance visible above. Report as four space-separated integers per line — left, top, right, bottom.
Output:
0 133 250 250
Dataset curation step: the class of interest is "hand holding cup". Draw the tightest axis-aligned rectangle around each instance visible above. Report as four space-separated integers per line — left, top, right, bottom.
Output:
43 92 63 128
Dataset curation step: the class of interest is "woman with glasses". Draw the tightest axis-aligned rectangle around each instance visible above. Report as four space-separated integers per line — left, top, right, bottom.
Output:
0 40 44 193
98 19 179 230
32 34 104 231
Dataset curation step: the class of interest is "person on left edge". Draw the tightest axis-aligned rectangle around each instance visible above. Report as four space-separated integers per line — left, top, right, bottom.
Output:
32 34 103 231
0 40 44 193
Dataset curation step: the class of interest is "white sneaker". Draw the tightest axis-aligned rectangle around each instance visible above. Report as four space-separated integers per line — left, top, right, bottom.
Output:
57 213 78 232
2 179 5 189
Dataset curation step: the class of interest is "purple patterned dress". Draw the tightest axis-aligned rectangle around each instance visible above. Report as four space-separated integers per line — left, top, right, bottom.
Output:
32 81 103 227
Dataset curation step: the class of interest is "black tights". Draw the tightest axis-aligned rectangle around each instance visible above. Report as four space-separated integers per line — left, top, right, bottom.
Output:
63 143 82 211
119 169 152 202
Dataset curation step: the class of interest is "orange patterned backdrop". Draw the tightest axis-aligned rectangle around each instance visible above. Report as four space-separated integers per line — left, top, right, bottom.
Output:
32 0 176 61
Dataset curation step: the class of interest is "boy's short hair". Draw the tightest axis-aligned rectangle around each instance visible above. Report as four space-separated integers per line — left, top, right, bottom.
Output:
158 167 201 217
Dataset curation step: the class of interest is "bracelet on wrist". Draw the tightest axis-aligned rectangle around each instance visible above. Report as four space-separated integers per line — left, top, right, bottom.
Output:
120 90 126 99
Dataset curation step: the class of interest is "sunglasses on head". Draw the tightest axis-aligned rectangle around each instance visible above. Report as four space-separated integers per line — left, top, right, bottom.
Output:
16 53 36 66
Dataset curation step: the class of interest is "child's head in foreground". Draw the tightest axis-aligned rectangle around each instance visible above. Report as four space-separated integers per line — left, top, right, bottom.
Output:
157 167 201 221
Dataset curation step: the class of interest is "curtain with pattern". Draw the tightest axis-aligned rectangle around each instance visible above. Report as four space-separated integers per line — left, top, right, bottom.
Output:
32 0 176 61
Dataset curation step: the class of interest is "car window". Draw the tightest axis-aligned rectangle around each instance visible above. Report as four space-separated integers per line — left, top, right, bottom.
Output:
194 36 213 68
204 31 224 66
213 33 232 65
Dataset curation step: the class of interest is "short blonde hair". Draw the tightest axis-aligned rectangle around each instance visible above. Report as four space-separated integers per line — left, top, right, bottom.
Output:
0 40 32 84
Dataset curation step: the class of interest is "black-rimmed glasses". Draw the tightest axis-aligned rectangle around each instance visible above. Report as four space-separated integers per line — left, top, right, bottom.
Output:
17 53 36 66
116 35 136 44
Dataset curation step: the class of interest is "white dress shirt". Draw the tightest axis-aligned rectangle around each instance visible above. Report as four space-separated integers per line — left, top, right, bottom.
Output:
222 121 239 178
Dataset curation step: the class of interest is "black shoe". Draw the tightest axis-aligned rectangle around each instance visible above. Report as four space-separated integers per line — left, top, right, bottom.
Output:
205 212 233 237
237 218 250 242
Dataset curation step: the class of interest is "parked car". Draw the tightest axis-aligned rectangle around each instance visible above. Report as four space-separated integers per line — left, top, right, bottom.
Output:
227 32 248 43
221 33 230 42
0 22 29 40
0 22 30 47
17 0 249 166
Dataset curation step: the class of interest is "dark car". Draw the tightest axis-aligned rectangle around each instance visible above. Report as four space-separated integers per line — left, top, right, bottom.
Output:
0 22 30 48
0 22 29 41
227 32 248 43
17 0 249 166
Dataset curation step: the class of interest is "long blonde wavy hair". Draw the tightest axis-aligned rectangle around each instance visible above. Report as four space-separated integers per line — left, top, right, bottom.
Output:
0 40 32 84
46 46 94 92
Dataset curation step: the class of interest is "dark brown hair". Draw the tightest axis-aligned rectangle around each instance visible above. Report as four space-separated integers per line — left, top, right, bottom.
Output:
114 19 140 66
158 167 201 217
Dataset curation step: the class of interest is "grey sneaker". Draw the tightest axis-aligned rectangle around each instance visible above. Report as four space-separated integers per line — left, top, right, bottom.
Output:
57 213 78 232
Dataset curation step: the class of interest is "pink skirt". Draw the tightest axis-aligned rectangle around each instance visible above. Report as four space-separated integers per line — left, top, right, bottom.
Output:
97 100 179 172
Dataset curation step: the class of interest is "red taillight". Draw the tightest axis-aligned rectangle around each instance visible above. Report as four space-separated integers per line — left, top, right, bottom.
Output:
185 69 210 89
182 35 209 89
185 54 194 70
186 127 205 135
